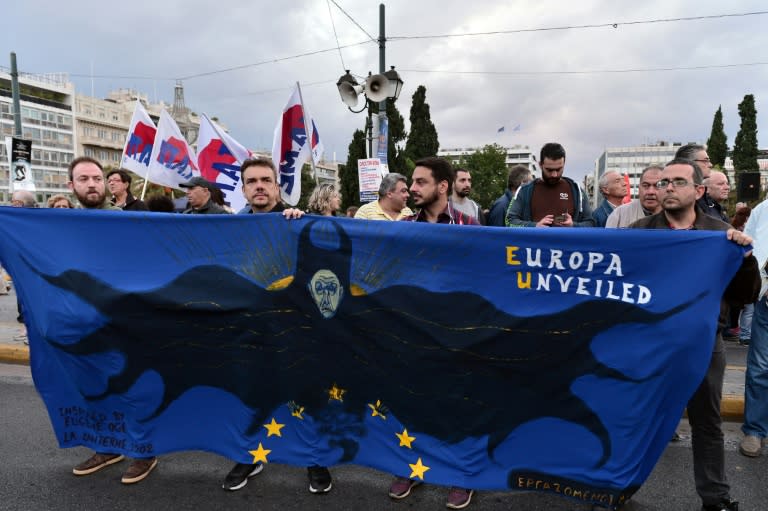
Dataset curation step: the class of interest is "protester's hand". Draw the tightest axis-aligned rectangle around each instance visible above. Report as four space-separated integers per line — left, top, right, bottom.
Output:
557 213 573 227
727 228 753 257
282 208 304 220
536 215 554 227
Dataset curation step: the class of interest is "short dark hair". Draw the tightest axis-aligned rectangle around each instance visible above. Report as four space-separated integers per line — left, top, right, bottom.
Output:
675 144 706 161
507 164 531 191
106 168 132 185
640 165 664 180
414 157 455 195
540 143 566 163
241 157 278 182
665 158 704 184
146 194 176 213
68 156 103 181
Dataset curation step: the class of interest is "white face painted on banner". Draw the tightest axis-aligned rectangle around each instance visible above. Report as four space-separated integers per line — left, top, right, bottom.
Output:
308 269 344 319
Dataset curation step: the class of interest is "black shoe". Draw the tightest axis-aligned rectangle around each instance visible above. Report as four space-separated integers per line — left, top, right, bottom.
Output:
738 339 750 346
701 499 738 511
222 462 263 491
308 465 332 493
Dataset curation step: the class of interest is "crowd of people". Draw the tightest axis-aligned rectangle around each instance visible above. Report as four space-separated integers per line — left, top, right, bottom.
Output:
3 142 767 511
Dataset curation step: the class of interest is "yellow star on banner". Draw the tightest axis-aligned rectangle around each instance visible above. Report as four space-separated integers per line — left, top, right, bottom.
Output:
396 428 416 448
368 400 387 420
249 443 271 464
263 418 285 437
328 383 346 402
409 457 430 480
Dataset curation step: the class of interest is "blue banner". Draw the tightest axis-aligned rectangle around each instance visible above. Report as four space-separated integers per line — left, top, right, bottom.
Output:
0 208 744 509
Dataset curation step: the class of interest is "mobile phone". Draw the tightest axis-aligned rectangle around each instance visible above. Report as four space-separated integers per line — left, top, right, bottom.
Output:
554 213 567 224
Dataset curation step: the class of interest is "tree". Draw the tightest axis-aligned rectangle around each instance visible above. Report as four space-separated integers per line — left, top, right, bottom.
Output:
732 94 759 172
339 129 367 210
404 85 439 163
706 106 728 168
460 144 508 209
295 163 316 211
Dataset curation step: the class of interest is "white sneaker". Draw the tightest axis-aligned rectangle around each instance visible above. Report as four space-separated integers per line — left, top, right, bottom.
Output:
739 435 762 457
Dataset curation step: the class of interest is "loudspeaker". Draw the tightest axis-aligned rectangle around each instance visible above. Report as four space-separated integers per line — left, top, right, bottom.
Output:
365 73 391 102
338 82 364 108
737 172 761 202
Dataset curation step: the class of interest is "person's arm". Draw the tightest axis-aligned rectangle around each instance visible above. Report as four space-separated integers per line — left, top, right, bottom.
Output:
605 207 620 228
505 195 536 227
573 189 596 227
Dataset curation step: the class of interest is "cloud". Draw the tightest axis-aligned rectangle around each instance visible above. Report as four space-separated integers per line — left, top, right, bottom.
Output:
4 0 768 188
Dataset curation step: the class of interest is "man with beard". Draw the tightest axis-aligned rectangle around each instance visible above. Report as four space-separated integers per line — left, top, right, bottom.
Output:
449 168 485 224
391 156 478 509
68 157 120 211
630 158 758 511
606 165 663 228
506 143 594 227
67 156 158 484
354 172 413 221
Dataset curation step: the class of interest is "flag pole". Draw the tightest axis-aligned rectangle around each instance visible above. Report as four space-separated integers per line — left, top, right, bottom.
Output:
296 81 319 185
139 176 150 200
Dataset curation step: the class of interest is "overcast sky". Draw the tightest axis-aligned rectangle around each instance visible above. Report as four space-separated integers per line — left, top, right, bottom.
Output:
4 0 768 181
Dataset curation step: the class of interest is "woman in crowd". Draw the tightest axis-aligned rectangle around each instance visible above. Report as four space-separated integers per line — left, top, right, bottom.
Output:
307 184 341 217
47 195 73 209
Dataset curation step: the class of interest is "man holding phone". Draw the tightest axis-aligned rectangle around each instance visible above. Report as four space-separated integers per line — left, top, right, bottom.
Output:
506 142 594 227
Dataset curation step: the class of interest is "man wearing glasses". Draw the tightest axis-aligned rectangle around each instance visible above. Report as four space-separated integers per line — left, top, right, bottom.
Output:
675 143 726 222
630 158 759 511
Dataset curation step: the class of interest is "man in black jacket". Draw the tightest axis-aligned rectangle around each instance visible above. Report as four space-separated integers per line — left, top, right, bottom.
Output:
630 158 759 511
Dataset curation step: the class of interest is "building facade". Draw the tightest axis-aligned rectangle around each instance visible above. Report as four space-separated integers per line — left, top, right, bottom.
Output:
0 67 76 203
1 73 212 205
593 141 689 207
437 145 540 176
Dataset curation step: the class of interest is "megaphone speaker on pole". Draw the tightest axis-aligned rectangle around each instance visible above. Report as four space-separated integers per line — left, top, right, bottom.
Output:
365 73 391 102
339 82 364 108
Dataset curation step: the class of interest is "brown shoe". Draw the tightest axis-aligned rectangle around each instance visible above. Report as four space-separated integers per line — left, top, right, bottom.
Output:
72 453 125 475
121 457 158 484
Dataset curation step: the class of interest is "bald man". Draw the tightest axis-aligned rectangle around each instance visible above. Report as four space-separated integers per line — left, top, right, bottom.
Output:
703 171 730 223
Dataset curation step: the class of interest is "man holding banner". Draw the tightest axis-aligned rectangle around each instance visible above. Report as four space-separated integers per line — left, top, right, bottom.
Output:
66 156 158 484
391 157 478 509
630 158 759 511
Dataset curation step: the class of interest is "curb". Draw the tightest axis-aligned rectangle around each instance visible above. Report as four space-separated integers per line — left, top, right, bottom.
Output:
0 343 30 365
0 343 747 422
721 395 744 420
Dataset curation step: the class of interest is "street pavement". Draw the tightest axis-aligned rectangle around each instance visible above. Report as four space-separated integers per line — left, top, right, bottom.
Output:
1 288 766 510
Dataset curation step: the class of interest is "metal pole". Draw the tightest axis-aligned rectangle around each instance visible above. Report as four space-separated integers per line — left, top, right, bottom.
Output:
10 52 22 137
366 105 373 159
377 4 387 155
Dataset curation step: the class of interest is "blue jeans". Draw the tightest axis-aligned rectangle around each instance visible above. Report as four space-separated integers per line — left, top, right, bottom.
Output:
739 303 754 340
743 296 768 438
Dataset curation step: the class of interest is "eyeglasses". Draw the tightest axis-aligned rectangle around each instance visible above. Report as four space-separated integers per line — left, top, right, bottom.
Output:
655 178 700 189
694 158 712 164
107 178 124 184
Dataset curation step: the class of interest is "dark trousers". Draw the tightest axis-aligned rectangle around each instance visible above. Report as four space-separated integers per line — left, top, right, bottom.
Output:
687 336 729 506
